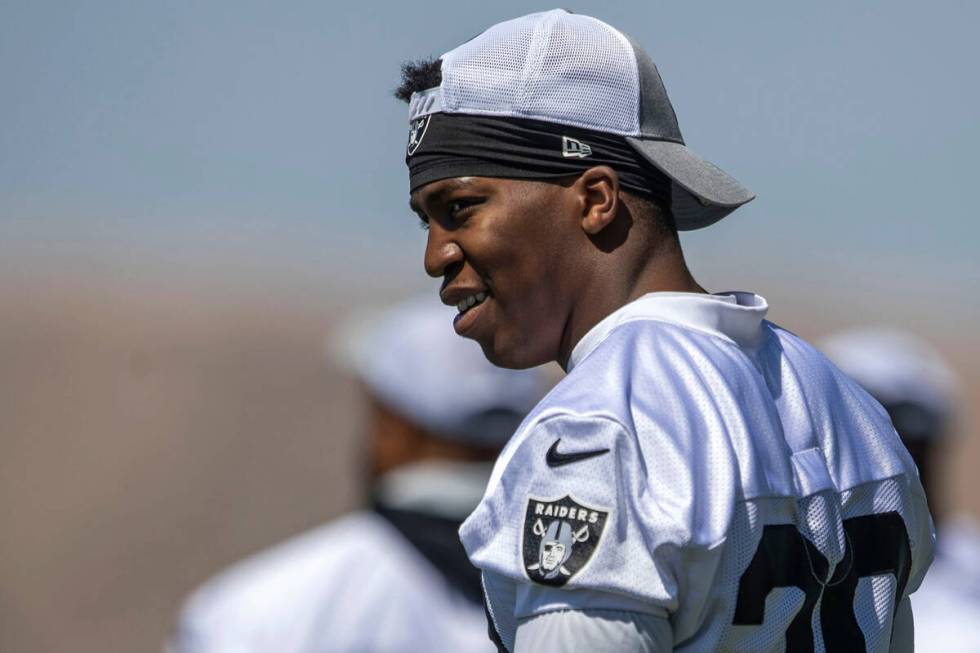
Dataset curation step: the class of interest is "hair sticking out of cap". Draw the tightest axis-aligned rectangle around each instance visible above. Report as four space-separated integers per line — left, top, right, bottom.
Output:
395 58 442 103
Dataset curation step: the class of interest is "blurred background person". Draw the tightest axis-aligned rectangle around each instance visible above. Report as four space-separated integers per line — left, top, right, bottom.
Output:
167 296 551 653
822 327 980 653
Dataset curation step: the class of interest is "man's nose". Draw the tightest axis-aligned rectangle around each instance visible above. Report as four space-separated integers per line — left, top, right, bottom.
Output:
423 223 464 279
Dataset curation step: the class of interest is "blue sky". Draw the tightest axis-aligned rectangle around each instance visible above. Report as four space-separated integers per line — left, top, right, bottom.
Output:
1 1 977 324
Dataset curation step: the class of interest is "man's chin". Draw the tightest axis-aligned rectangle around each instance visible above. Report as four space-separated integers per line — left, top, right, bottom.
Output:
477 337 549 370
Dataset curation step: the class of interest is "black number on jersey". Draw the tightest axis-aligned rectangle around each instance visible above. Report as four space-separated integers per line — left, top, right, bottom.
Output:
732 511 912 652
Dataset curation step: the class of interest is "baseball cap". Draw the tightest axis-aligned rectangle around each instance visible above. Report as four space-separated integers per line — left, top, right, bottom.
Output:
820 327 958 440
331 294 550 447
407 9 754 230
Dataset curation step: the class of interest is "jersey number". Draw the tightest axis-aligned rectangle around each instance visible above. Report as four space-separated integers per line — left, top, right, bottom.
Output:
732 512 911 652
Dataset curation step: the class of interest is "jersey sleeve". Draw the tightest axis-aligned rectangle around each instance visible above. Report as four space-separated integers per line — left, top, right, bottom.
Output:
168 593 258 653
513 608 672 652
460 411 740 645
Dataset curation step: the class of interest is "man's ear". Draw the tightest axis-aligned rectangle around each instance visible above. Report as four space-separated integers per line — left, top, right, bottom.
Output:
575 166 620 235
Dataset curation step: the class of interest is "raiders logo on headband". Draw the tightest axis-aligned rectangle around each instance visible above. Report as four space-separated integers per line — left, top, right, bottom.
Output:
406 115 431 156
522 495 609 587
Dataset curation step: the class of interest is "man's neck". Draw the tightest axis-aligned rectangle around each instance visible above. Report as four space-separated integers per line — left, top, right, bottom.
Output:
557 249 702 370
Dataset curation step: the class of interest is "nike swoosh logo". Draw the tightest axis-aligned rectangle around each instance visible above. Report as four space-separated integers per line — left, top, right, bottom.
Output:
545 439 610 468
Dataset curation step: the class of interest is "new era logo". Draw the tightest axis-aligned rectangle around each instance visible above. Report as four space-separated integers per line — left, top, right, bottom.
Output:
562 136 592 158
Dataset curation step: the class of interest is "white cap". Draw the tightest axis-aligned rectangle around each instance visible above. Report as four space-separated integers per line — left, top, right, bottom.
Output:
820 327 958 440
332 295 549 447
408 9 754 230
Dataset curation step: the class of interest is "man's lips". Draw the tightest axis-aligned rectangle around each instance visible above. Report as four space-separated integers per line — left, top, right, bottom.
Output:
452 292 491 335
441 286 492 314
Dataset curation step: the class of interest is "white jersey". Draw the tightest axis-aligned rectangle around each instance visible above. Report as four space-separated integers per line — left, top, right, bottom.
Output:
171 510 495 653
460 292 935 652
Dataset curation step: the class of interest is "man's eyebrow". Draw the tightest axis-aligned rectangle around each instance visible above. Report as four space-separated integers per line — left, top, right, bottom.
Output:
410 178 475 215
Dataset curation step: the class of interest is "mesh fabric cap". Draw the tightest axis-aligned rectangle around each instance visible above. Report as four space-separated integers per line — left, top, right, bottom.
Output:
442 10 640 135
408 9 755 230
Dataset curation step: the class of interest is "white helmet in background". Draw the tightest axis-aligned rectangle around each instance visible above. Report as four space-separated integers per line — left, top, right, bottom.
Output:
331 293 551 447
820 327 958 440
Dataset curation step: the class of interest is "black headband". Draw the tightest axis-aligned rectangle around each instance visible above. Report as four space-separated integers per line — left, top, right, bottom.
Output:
406 113 671 209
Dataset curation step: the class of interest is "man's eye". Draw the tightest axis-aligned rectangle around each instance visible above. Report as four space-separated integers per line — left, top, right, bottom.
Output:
448 198 482 219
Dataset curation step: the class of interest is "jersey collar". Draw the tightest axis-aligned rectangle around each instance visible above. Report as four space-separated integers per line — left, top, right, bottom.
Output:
567 291 769 372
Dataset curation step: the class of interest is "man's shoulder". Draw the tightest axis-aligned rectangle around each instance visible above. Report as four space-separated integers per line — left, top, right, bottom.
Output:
175 512 397 639
763 320 842 376
173 510 496 652
531 316 784 439
565 312 774 397
498 316 787 487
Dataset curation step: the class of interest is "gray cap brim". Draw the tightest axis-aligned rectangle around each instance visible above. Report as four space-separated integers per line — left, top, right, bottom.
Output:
626 138 755 230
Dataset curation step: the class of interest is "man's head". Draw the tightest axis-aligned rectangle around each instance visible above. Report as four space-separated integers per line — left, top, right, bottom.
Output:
332 295 550 479
407 168 678 369
397 10 753 368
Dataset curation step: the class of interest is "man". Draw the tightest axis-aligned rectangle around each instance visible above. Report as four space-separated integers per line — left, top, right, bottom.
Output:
396 10 934 652
168 296 549 652
822 328 980 653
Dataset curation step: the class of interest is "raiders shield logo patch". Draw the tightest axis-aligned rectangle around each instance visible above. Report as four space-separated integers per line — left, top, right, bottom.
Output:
406 114 431 156
522 495 609 587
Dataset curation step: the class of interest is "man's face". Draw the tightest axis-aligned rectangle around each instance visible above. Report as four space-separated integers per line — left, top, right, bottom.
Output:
410 176 582 369
541 541 566 570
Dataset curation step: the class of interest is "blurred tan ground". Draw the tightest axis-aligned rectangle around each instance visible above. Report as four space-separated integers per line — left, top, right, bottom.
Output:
1 274 977 653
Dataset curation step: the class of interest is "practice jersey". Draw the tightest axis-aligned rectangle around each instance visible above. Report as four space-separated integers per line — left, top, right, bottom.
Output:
460 292 935 652
171 510 495 653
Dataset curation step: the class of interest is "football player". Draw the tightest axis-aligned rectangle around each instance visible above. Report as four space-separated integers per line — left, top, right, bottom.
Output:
168 296 549 652
397 10 934 652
